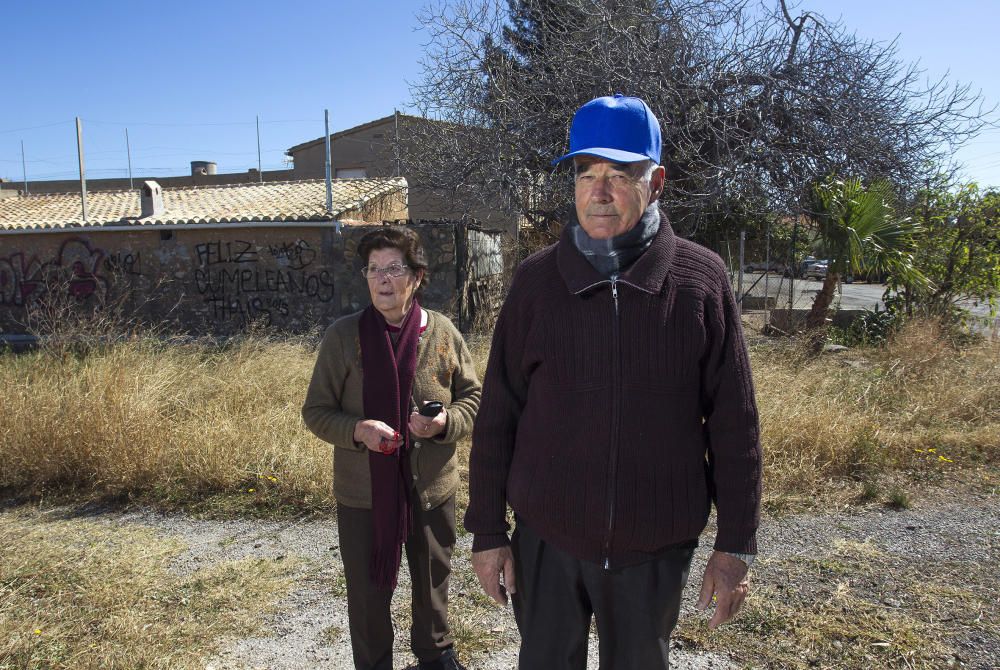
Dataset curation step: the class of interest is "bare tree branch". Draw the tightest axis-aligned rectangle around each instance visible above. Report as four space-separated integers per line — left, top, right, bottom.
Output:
401 0 995 246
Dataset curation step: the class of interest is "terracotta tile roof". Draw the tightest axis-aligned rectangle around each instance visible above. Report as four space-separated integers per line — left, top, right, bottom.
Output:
0 177 406 231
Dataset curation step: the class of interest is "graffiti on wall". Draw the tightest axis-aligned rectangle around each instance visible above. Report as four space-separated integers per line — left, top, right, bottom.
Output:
0 238 116 308
193 239 334 325
102 250 143 277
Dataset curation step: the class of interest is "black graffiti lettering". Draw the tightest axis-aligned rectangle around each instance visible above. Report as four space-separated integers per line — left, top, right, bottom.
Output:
222 268 240 291
319 271 335 300
205 295 269 325
267 239 315 270
194 269 211 294
196 240 258 266
274 270 288 292
192 240 334 324
196 242 219 266
231 240 258 264
285 271 301 295
195 270 335 300
103 251 142 276
270 297 290 316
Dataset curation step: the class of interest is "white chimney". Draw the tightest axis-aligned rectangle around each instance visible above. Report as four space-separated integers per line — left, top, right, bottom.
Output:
141 180 164 218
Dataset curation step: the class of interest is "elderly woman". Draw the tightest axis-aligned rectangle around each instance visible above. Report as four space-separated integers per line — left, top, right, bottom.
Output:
302 226 479 670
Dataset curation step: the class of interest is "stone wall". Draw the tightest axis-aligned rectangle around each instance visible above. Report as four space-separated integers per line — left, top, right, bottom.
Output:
0 222 504 338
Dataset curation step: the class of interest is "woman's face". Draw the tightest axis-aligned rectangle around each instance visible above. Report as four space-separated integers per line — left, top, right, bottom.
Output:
365 247 423 325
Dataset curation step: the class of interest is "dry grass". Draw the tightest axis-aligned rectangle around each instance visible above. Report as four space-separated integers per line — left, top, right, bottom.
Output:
0 336 333 514
2 321 996 668
675 536 1000 669
0 510 297 669
751 320 1000 511
1 320 997 515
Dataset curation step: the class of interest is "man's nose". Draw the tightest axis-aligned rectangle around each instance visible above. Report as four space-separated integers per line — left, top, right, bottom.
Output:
590 177 612 201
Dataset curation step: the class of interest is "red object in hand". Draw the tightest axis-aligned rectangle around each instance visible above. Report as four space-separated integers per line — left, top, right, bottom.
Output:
379 431 402 455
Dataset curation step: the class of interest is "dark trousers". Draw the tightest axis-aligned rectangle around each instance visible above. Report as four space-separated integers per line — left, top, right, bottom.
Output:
511 519 695 670
337 496 456 670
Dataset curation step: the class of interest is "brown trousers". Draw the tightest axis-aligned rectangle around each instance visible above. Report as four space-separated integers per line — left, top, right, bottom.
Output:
337 495 456 670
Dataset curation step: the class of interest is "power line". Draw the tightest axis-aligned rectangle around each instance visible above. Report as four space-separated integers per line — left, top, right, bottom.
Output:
0 121 73 135
83 118 319 128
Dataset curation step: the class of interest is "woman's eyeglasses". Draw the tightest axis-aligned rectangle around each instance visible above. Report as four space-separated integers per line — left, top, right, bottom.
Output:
362 263 409 279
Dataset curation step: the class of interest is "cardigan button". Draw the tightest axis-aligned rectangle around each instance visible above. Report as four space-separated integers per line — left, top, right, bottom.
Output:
424 502 432 510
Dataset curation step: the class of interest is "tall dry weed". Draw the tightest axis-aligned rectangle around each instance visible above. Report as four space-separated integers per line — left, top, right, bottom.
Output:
1 319 996 511
755 319 999 505
0 336 332 508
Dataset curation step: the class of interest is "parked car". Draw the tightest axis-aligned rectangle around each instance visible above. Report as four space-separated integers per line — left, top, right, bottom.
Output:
784 256 817 277
801 261 855 283
802 262 828 280
743 260 788 274
793 257 827 278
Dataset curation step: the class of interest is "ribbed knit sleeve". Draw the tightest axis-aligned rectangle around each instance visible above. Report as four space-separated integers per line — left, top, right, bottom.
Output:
301 322 365 452
463 262 537 552
432 314 482 446
700 255 762 555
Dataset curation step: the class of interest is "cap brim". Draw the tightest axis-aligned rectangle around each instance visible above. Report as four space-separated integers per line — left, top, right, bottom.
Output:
551 147 652 166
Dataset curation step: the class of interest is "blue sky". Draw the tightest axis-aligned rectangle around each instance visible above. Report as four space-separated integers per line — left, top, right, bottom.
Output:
2 1 997 189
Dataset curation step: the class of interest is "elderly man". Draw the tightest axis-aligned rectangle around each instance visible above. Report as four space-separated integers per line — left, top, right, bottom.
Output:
464 94 762 669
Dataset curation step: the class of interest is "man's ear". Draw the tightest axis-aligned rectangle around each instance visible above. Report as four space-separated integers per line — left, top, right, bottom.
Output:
649 165 666 202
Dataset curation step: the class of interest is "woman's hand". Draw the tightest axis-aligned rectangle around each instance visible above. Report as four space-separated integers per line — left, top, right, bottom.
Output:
354 419 403 453
408 404 447 440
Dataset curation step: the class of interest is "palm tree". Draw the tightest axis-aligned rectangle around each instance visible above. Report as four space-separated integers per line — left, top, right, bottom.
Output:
803 176 925 330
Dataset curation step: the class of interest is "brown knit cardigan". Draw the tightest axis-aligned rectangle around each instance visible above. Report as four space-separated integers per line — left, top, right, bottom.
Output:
302 309 481 511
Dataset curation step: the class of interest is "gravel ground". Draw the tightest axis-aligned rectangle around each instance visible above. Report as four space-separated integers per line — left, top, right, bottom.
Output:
63 479 993 670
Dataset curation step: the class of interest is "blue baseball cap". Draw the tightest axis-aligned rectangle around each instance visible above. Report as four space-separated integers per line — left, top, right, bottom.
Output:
552 94 662 166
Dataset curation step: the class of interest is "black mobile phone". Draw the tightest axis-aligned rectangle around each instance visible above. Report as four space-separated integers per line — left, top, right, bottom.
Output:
419 401 444 417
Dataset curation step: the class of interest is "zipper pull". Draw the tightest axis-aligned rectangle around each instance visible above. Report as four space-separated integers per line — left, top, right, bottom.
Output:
610 275 619 313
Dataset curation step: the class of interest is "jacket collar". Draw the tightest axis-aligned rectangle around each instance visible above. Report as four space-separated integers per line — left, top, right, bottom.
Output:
556 208 677 295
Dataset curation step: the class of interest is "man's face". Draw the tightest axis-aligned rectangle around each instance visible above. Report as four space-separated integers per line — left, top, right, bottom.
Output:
574 156 665 240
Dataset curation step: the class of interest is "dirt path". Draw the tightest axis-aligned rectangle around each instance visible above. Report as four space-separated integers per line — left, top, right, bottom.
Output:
81 481 997 670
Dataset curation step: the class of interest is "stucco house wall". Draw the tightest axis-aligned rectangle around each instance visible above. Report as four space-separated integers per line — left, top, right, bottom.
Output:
287 115 518 235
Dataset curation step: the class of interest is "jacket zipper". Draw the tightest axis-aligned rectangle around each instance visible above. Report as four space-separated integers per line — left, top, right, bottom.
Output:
603 275 622 569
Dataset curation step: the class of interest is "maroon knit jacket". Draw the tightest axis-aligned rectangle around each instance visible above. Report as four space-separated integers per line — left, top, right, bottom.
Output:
464 213 762 568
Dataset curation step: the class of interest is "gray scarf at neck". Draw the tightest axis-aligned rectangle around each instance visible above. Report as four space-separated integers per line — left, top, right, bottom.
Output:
570 202 661 277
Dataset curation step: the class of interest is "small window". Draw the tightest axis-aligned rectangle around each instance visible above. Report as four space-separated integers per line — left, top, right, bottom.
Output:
335 168 367 179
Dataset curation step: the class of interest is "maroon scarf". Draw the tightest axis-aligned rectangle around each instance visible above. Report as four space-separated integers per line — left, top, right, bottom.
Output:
359 300 420 590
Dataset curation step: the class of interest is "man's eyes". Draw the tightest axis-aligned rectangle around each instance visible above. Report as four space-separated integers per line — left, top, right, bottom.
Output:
576 172 630 182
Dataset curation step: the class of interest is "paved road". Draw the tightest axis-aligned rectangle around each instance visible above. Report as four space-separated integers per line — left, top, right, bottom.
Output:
737 271 885 311
739 271 998 337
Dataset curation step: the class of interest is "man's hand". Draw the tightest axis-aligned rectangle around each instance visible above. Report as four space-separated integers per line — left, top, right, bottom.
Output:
471 546 517 606
696 551 750 629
